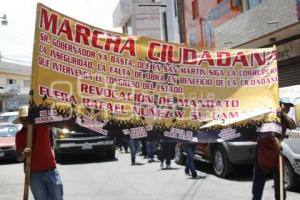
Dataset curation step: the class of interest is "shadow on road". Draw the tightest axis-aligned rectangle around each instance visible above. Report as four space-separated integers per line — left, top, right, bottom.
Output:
194 161 214 175
0 159 20 165
227 165 253 181
57 153 118 165
192 161 254 182
161 167 180 170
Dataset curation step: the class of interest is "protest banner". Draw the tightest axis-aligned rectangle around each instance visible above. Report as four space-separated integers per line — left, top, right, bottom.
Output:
29 4 281 142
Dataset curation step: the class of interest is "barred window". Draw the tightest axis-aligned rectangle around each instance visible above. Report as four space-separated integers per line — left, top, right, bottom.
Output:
6 79 17 85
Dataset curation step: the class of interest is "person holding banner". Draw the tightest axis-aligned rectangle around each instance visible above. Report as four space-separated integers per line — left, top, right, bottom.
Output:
252 98 296 200
14 106 64 200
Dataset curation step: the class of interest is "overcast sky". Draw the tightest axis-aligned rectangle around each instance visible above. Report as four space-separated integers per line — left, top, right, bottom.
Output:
0 0 121 65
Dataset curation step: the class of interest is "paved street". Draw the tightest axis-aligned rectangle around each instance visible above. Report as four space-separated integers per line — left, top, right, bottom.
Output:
0 151 299 200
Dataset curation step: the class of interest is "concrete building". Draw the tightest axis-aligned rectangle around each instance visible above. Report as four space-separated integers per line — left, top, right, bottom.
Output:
181 0 300 87
215 0 300 87
113 0 181 42
181 0 242 47
0 61 31 112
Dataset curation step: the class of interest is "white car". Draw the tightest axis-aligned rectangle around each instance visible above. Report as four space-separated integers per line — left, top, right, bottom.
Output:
283 128 300 190
0 111 22 131
280 85 300 190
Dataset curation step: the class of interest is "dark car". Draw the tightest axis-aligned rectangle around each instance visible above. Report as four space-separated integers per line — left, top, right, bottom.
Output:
0 123 18 161
51 127 116 162
175 141 257 178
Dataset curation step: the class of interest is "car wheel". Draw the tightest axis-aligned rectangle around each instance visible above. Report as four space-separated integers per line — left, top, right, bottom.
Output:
284 158 299 190
106 149 115 160
174 143 186 165
213 145 234 178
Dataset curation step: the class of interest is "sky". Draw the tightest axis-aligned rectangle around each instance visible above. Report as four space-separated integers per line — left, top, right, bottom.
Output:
0 0 121 66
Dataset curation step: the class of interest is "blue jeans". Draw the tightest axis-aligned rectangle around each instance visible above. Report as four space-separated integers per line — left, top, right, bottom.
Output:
146 141 154 160
252 150 285 200
30 168 63 200
184 144 197 177
128 139 139 164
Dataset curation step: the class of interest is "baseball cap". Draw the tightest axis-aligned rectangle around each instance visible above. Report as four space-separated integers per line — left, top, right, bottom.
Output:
280 97 294 107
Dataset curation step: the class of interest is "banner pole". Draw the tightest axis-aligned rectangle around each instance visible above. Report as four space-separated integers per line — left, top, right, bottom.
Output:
23 3 39 198
273 43 284 200
279 154 284 200
23 124 33 200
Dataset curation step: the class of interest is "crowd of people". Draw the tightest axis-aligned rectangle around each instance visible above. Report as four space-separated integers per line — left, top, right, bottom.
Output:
13 97 296 200
118 136 200 179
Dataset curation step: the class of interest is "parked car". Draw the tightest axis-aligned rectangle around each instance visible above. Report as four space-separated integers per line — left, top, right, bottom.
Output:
175 141 256 178
0 111 22 131
0 122 18 161
279 85 300 190
51 127 116 162
282 128 300 190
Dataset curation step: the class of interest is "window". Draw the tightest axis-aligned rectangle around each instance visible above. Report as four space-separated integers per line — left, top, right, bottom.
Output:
174 0 178 17
247 0 262 10
6 79 17 85
124 20 132 35
24 80 30 87
192 0 199 20
230 0 242 10
162 11 169 41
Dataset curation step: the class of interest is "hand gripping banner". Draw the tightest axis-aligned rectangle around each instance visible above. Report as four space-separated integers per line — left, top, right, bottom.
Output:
29 4 281 142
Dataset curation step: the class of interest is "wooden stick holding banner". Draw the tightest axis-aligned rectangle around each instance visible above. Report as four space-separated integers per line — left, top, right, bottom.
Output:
23 3 39 199
272 43 284 200
23 124 33 200
279 153 284 200
273 44 284 200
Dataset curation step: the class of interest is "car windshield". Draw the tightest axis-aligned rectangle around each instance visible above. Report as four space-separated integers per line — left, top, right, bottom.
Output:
0 125 17 137
0 115 18 123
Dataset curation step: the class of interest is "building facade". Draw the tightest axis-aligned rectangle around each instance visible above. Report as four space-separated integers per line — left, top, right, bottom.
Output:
215 0 300 87
0 61 31 112
113 0 181 42
181 0 242 47
181 0 300 87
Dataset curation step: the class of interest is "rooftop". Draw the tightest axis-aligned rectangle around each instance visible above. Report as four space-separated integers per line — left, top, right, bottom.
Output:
0 61 31 76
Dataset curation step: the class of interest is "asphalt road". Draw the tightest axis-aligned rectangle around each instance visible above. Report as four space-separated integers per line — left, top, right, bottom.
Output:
0 151 299 200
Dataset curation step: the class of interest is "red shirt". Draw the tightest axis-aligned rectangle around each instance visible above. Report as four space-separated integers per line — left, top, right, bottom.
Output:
15 125 56 173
